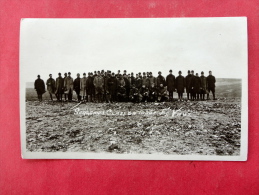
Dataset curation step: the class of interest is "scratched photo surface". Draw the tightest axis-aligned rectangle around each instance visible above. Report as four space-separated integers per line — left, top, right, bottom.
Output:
20 18 248 160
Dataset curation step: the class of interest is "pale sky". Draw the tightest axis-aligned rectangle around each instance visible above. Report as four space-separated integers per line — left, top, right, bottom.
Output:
20 17 247 83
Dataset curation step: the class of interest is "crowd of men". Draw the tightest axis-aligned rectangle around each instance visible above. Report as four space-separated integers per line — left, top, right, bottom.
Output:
34 70 216 103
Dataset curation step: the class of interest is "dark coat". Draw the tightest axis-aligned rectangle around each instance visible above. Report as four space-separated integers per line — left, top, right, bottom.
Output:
185 74 192 92
190 76 201 93
34 78 45 95
142 76 150 88
135 78 142 89
156 75 166 87
130 76 135 86
200 76 207 90
86 76 95 95
73 77 81 93
166 74 176 92
175 75 185 93
207 75 216 89
124 77 130 89
107 76 118 95
46 78 56 94
55 76 64 94
148 76 156 87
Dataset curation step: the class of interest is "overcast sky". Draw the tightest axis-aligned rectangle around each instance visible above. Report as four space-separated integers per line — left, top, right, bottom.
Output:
20 17 247 83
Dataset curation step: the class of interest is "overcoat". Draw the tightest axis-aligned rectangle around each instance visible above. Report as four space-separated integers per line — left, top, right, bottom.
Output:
185 74 192 93
135 78 142 89
55 76 64 94
117 78 125 87
64 76 73 93
206 75 216 89
86 76 95 95
46 78 56 94
148 76 156 87
80 77 87 96
73 77 81 94
175 75 185 93
142 76 150 88
200 76 207 90
34 78 45 95
166 74 176 92
190 76 201 93
107 77 118 95
93 76 104 88
156 75 166 87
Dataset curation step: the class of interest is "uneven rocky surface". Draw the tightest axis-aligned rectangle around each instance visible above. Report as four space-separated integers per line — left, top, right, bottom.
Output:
26 98 241 156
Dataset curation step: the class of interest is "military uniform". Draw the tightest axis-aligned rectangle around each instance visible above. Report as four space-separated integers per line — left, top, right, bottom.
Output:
166 72 176 101
34 76 45 102
73 76 81 102
207 74 216 100
55 75 64 101
64 75 73 101
175 73 185 101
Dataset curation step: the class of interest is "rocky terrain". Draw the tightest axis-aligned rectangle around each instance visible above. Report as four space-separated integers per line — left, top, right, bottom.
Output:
25 98 241 156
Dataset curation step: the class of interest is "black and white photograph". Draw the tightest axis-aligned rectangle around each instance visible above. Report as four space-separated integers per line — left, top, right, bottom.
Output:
20 17 248 160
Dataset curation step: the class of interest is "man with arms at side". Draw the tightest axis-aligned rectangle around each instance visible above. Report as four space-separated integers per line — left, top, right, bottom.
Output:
34 75 45 102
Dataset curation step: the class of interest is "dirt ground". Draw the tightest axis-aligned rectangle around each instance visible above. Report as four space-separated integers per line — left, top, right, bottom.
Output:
26 97 241 156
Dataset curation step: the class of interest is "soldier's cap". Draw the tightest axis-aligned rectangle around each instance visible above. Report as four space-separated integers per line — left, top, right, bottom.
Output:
77 73 80 76
158 71 161 74
64 73 67 75
97 71 100 73
112 72 115 75
143 72 146 75
37 75 40 77
90 72 93 75
150 72 152 74
169 69 172 72
179 71 182 74
68 72 71 74
209 70 212 73
124 70 126 72
118 70 120 72
101 70 104 72
188 70 190 73
201 71 204 74
83 73 86 75
49 74 52 76
58 73 61 75
131 72 134 75
191 70 194 73
107 70 111 73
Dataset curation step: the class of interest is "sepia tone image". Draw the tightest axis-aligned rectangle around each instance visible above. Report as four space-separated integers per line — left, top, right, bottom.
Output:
20 18 248 160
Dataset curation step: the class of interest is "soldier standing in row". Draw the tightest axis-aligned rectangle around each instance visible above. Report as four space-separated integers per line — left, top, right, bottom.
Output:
64 72 73 102
34 75 45 102
148 72 156 89
55 73 64 101
166 70 176 102
175 71 185 101
86 73 95 102
207 71 216 100
107 73 118 103
123 74 130 101
200 71 207 101
80 73 88 102
156 71 166 88
93 71 104 103
46 74 56 101
73 73 81 102
135 74 142 90
63 73 68 101
185 70 192 100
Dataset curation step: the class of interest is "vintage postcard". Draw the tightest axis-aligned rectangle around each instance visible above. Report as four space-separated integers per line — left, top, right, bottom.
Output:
20 17 248 160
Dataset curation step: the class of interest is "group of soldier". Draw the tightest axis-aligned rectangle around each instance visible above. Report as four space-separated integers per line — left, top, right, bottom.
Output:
34 69 216 103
